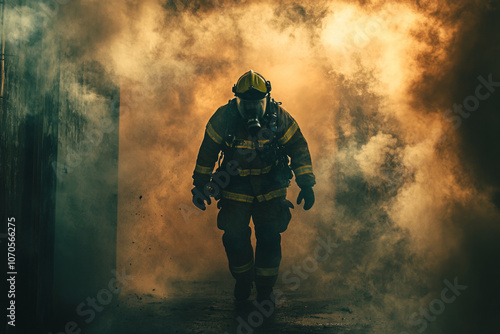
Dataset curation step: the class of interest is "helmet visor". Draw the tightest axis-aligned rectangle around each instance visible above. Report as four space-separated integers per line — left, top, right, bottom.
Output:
234 70 269 97
236 97 267 120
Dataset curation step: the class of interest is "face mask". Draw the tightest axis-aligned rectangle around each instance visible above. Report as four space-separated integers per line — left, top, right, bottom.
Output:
236 97 267 135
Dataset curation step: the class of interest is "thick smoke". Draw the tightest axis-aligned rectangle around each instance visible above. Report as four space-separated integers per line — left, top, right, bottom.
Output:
15 0 499 332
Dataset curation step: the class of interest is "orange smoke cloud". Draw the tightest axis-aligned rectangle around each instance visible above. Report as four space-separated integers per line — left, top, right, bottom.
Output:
103 0 461 294
39 0 499 330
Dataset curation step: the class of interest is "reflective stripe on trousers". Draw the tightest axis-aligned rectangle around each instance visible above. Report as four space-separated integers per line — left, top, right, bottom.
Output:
217 197 290 287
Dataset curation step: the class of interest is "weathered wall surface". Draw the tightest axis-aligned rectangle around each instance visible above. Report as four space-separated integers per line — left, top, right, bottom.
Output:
0 1 119 332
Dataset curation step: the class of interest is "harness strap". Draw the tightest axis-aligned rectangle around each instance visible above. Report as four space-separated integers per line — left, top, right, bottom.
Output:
219 98 286 171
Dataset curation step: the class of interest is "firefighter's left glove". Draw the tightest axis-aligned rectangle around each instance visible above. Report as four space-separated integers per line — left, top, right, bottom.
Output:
297 187 315 210
191 186 212 211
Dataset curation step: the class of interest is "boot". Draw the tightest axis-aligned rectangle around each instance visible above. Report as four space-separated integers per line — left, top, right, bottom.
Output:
234 279 253 301
256 286 275 304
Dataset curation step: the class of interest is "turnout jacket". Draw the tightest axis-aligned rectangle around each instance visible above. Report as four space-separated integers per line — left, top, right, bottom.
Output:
192 99 315 203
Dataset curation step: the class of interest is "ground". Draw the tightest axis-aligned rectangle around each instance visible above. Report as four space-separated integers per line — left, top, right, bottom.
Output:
83 281 391 334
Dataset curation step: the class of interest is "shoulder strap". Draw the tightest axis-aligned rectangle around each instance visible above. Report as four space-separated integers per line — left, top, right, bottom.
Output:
223 99 237 145
267 98 282 141
217 99 237 169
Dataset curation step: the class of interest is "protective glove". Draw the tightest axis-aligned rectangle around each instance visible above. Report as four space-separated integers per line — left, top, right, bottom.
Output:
297 187 315 210
191 186 212 211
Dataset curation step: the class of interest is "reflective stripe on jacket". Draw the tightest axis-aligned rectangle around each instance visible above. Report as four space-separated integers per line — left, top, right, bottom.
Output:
192 100 315 200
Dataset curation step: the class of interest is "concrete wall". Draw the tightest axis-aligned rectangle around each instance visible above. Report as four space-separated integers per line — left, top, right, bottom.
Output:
0 1 119 331
52 60 120 323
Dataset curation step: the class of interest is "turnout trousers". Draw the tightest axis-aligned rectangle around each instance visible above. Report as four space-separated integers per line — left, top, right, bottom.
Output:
217 196 292 288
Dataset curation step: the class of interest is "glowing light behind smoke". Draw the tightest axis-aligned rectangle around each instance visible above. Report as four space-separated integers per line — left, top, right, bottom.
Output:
5 0 496 330
25 3 496 330
87 0 467 297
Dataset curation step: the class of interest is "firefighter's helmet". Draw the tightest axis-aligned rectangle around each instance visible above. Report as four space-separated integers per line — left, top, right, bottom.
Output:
232 70 272 134
232 70 272 100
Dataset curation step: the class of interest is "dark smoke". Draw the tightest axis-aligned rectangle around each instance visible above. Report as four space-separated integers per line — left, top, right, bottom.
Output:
409 1 500 333
7 0 499 332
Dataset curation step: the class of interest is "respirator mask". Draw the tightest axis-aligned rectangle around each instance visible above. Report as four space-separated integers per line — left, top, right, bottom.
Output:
236 96 267 136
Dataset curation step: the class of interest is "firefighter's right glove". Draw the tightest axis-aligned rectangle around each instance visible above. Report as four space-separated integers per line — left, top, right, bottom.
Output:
297 187 315 210
191 186 212 211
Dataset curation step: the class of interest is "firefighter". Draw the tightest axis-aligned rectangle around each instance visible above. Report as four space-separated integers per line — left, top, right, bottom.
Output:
191 70 315 303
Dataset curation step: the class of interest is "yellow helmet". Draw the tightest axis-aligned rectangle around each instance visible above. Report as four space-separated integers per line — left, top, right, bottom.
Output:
232 70 272 100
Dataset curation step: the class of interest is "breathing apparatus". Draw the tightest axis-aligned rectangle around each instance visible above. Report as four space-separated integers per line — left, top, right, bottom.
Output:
232 70 272 136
